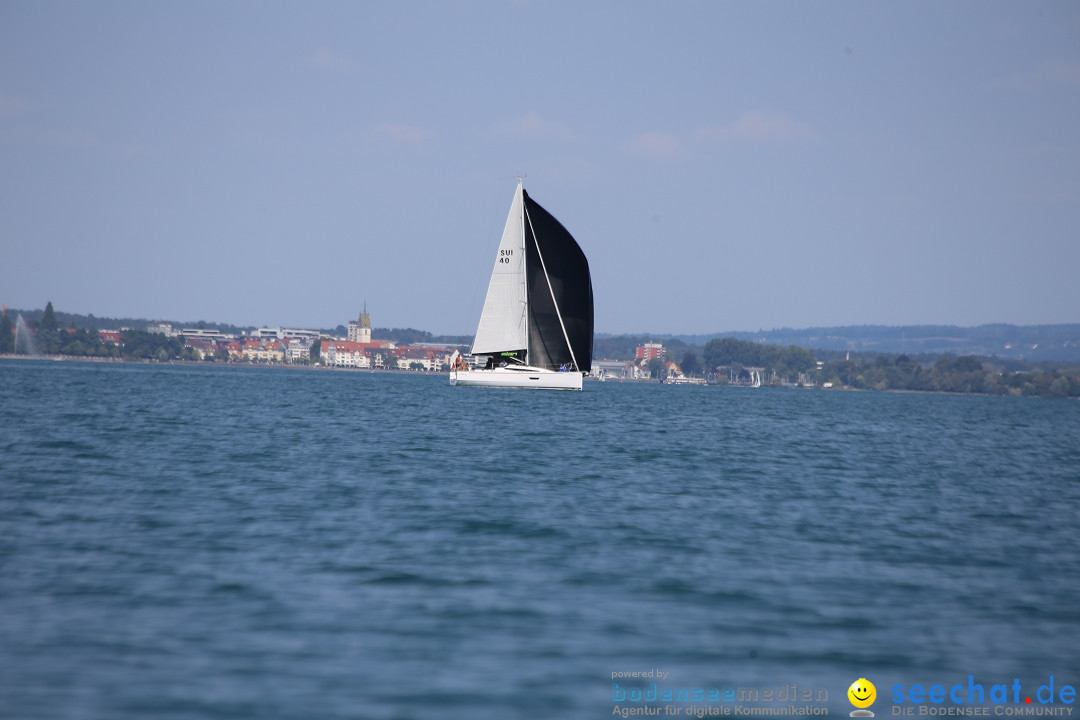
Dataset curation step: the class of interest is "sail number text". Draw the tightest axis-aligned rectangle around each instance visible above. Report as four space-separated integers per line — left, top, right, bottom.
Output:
498 249 514 264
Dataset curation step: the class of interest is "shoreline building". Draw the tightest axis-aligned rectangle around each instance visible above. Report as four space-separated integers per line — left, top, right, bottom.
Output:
252 327 320 342
636 342 666 363
321 339 393 368
348 308 372 343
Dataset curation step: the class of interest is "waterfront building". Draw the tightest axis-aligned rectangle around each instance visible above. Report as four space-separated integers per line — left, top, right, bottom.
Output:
283 337 312 363
635 342 666 362
252 327 320 342
239 339 284 363
147 322 178 337
593 359 635 380
393 346 448 372
179 328 230 341
322 340 384 368
348 309 372 343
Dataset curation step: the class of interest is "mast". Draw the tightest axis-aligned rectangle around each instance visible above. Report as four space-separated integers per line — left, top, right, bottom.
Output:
519 178 529 362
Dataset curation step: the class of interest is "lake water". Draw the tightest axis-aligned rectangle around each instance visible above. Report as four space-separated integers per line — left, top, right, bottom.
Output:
2 359 1078 719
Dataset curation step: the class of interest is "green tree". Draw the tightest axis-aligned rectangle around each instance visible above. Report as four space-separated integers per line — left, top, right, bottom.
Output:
55 327 104 357
782 346 817 374
30 301 63 355
824 359 858 387
704 337 816 383
953 355 984 373
120 330 182 361
680 352 701 377
0 311 13 353
375 327 434 345
39 301 59 333
1049 376 1070 397
703 337 742 370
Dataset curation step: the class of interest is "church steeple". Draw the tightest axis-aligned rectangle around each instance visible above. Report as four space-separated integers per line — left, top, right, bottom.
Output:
348 302 372 343
360 301 371 332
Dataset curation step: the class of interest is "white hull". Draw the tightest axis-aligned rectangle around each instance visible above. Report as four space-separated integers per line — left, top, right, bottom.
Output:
665 376 707 385
450 366 583 391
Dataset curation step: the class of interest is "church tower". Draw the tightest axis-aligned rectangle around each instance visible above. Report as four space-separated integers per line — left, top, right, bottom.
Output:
347 303 372 343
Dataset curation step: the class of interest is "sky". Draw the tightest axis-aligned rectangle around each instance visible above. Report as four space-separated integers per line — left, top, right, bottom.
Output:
2 1 1078 336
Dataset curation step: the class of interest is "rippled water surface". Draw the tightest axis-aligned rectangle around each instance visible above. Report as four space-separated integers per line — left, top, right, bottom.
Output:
2 359 1078 718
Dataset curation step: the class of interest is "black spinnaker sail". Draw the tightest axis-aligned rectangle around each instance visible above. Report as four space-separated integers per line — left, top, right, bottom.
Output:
522 189 594 372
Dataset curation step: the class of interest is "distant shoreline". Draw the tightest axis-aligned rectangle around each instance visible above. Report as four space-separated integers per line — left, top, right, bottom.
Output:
0 353 444 375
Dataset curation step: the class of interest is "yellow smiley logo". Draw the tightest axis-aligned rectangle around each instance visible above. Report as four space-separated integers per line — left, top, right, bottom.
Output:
848 678 876 709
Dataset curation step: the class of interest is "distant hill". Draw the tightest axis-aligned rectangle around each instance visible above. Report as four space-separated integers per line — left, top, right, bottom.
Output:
599 324 1080 362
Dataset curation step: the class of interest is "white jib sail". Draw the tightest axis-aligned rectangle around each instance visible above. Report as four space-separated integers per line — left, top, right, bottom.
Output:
472 182 527 355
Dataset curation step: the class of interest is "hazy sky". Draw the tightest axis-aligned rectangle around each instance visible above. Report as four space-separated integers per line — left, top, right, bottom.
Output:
2 1 1078 335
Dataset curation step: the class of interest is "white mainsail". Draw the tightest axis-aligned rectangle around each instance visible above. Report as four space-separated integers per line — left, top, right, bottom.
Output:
471 182 527 356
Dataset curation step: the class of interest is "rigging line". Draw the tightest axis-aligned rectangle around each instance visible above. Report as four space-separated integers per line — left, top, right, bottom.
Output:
524 202 580 373
518 180 529 359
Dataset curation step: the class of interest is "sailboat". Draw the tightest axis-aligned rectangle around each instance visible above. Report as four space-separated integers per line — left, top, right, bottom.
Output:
450 179 593 390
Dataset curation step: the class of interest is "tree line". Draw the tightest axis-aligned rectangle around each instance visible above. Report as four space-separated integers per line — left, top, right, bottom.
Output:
2 304 187 361
818 353 1080 398
703 337 817 377
699 336 1080 398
